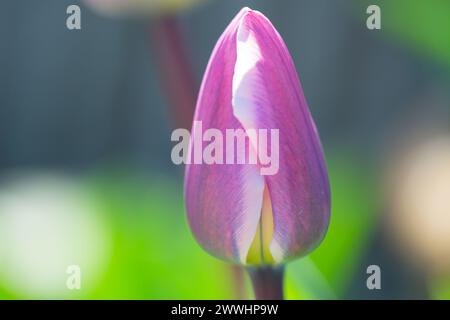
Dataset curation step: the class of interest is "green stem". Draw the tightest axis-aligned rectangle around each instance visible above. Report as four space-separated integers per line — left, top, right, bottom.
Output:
247 266 284 300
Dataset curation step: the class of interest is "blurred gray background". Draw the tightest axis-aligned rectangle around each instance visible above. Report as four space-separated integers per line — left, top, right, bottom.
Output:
1 0 446 172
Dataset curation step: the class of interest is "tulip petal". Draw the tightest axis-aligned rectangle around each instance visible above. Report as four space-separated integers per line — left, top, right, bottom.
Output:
185 8 265 264
231 10 330 262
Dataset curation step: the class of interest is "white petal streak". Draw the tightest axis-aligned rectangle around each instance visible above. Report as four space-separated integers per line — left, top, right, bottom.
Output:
235 169 265 263
231 13 269 263
232 14 268 150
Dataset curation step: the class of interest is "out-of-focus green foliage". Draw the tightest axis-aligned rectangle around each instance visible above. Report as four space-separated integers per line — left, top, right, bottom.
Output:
358 0 450 68
285 257 336 299
430 276 450 300
0 152 377 299
0 172 234 299
85 173 234 299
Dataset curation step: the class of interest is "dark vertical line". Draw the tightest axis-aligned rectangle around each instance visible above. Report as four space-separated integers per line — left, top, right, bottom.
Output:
259 212 265 263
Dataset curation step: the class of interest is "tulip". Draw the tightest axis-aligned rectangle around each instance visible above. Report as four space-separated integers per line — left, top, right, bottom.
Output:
184 7 330 298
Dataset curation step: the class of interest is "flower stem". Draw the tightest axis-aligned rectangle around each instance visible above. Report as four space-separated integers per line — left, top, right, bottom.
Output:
247 266 284 300
149 15 197 130
231 265 248 299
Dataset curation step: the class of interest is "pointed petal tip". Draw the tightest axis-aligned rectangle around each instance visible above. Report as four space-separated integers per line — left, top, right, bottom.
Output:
240 7 270 22
236 7 269 25
239 6 252 13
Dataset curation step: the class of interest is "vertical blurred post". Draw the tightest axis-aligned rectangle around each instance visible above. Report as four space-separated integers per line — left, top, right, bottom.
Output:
150 16 197 130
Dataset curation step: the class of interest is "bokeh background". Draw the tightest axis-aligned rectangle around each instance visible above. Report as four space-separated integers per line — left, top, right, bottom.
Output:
1 0 450 299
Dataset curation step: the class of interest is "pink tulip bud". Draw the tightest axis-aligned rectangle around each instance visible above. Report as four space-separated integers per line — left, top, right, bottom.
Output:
184 7 330 266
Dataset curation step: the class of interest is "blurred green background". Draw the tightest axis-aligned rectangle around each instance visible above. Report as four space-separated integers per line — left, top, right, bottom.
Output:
0 0 449 299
